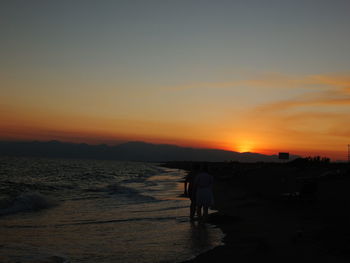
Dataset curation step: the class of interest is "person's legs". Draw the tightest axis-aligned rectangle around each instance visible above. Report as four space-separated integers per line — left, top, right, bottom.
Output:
190 199 196 219
203 205 209 222
197 204 202 220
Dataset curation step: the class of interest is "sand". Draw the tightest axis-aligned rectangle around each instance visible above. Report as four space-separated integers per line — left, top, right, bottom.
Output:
174 162 350 263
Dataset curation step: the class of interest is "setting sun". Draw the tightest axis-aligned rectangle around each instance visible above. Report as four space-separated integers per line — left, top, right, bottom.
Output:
223 136 256 153
237 141 254 153
2 1 350 262
1 0 350 161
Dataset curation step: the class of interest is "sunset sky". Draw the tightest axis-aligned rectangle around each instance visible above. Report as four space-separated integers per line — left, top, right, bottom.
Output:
1 0 350 160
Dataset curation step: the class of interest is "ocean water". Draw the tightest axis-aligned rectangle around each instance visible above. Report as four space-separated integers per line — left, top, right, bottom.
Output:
0 157 223 263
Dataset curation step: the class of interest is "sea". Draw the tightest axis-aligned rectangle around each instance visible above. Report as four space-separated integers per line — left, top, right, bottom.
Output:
0 157 223 263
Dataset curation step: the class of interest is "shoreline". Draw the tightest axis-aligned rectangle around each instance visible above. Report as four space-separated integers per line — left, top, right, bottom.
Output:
166 162 350 263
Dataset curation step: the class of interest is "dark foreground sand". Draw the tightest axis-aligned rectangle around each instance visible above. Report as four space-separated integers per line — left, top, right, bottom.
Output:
170 162 350 263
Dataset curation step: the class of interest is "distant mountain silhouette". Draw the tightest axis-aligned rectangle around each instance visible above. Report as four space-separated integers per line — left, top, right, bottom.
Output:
0 140 299 162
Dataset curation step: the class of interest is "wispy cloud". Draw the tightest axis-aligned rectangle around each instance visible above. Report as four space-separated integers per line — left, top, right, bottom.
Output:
166 72 350 92
254 74 350 113
236 72 350 158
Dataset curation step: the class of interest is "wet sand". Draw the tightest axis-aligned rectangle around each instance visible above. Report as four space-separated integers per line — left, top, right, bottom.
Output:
170 162 350 263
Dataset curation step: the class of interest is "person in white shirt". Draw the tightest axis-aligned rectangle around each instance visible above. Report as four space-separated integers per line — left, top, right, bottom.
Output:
194 163 214 223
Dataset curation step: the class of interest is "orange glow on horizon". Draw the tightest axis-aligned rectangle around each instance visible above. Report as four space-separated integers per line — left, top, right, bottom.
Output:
0 125 347 161
2 71 350 161
2 0 350 163
237 143 254 153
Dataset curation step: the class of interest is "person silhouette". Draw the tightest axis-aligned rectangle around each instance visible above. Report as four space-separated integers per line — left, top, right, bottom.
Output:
194 163 214 223
184 163 200 220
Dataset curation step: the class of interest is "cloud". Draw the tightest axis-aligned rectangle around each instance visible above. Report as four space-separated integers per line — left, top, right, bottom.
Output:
226 72 350 159
309 73 350 89
165 72 350 91
242 72 350 113
162 71 350 159
165 72 306 91
255 95 350 113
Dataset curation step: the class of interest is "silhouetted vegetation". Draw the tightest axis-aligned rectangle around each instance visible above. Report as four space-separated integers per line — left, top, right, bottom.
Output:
290 156 331 166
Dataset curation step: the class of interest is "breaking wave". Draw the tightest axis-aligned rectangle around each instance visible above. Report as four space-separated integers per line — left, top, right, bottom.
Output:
0 192 58 216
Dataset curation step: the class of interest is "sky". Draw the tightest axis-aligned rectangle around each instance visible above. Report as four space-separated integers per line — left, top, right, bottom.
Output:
1 0 350 160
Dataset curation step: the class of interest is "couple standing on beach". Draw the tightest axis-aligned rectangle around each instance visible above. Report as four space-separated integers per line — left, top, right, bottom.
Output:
184 163 214 223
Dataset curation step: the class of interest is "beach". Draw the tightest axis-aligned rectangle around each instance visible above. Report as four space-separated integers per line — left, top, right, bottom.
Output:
165 161 350 263
0 157 223 263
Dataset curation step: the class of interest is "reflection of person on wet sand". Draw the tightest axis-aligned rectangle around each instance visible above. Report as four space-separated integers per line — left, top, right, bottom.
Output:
188 220 211 250
194 163 214 223
184 164 199 220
